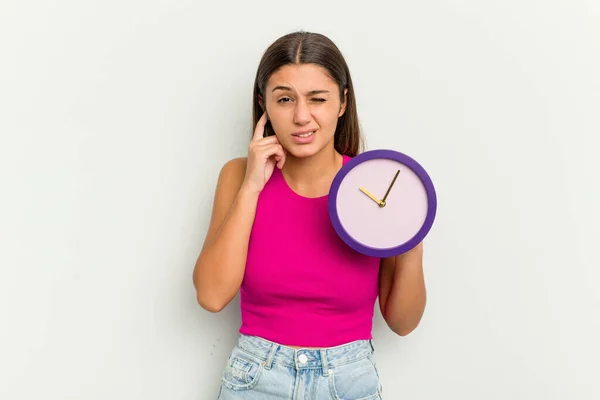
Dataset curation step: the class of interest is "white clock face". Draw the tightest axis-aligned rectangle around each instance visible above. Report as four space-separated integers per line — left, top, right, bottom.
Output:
335 157 429 250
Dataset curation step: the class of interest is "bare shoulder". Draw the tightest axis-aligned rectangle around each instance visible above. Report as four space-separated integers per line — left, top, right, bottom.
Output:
218 157 247 189
213 156 249 206
220 157 247 176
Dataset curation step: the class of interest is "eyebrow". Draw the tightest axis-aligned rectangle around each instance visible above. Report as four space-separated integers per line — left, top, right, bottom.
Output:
271 86 330 95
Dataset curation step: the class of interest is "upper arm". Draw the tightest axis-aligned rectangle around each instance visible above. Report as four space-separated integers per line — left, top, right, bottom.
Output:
200 157 247 251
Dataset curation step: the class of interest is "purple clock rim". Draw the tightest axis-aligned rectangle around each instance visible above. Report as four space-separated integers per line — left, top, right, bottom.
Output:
328 149 438 257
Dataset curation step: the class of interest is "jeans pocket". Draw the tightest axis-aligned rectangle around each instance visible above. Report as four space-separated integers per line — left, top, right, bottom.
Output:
328 356 381 400
221 348 264 391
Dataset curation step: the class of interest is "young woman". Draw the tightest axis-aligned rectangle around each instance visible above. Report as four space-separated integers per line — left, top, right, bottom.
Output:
193 31 426 400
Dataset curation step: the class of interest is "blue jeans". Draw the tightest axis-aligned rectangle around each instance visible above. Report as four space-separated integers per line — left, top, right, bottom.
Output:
217 334 383 399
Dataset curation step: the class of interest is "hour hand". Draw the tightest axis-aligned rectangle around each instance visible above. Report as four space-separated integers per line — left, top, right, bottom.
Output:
359 187 382 205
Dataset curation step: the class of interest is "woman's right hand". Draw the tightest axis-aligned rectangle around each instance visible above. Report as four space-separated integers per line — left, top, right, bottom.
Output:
241 112 286 194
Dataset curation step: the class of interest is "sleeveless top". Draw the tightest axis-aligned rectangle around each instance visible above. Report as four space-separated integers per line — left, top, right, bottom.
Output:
239 155 382 347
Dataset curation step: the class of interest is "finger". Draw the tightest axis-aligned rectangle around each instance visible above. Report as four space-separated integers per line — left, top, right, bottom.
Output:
268 145 286 169
254 135 280 147
276 150 286 169
273 146 286 169
257 144 284 159
255 144 283 167
252 112 269 142
251 139 281 155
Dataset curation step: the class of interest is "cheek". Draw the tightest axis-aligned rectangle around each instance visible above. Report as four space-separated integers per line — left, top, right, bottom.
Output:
265 107 286 126
315 105 342 127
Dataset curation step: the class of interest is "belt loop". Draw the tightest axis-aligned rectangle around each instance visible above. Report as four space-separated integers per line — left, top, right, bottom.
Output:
320 349 330 376
369 339 375 353
264 343 278 370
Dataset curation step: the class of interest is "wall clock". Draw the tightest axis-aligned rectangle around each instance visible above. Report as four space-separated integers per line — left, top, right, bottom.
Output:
328 149 437 257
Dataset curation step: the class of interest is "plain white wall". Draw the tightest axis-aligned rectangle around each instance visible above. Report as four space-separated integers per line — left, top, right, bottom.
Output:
1 0 599 399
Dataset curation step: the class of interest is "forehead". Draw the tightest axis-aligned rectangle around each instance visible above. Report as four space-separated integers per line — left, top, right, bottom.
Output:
266 63 337 91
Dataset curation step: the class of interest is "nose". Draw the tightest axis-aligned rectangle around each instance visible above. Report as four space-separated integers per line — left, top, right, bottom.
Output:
293 99 311 125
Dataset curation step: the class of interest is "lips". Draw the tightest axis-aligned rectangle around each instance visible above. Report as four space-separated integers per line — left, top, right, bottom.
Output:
292 129 317 136
293 131 315 138
291 129 317 144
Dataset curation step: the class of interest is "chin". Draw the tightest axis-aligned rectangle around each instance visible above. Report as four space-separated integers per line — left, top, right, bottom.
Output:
285 144 322 158
285 138 335 159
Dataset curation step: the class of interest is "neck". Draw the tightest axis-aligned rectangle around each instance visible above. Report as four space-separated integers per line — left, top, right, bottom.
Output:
281 145 343 197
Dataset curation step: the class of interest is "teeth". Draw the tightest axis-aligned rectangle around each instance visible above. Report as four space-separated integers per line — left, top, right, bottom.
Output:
297 131 315 138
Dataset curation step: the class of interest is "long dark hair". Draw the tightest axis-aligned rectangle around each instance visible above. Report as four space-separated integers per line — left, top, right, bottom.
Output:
252 31 364 157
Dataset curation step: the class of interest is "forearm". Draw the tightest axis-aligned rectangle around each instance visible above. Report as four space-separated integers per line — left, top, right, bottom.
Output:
383 244 427 336
194 186 258 311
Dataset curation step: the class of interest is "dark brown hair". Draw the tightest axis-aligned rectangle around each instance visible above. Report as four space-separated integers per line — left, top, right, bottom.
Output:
252 31 364 156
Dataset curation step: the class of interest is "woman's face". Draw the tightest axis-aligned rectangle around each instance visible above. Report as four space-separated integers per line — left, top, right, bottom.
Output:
262 63 347 158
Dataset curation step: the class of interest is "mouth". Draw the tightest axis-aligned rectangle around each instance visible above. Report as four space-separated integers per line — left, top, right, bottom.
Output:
291 130 317 144
292 131 316 138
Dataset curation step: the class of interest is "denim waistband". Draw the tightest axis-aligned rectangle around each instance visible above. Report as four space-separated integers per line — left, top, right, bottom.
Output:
235 334 375 372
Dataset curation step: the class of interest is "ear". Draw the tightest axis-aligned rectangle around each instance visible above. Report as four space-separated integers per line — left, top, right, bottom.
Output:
338 88 348 117
258 94 264 110
257 95 270 121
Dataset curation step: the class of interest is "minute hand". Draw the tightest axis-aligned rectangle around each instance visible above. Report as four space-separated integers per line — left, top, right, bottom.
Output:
380 169 400 206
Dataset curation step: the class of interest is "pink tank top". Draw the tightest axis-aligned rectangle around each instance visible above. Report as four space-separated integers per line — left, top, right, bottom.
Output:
239 155 381 347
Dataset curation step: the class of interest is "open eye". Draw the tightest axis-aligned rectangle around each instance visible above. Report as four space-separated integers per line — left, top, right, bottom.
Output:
277 97 292 103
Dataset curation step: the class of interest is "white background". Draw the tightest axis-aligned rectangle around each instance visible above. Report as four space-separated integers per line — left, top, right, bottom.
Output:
1 1 599 399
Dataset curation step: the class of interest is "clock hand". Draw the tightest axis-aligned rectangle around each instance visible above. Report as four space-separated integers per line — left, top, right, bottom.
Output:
380 169 401 206
359 187 382 205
